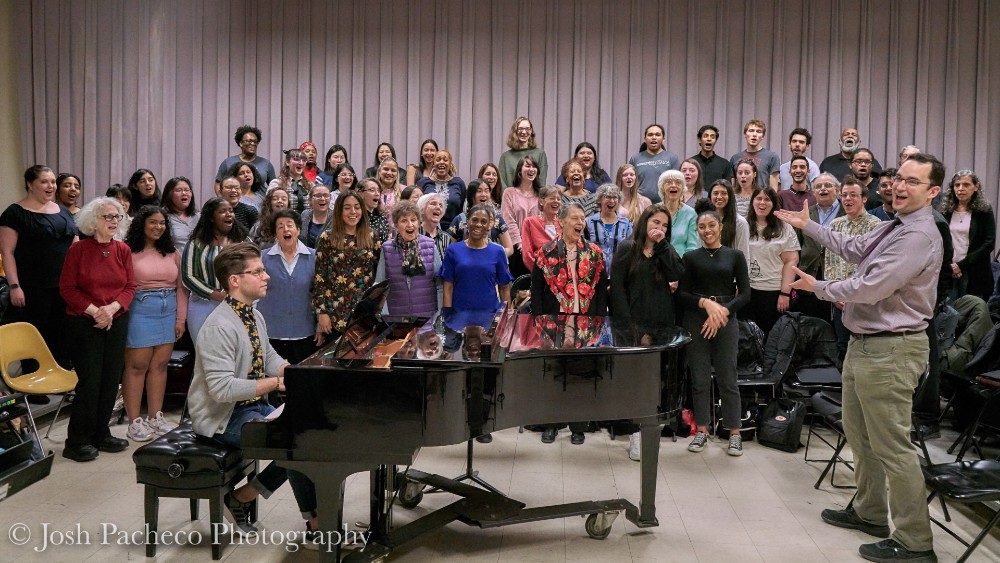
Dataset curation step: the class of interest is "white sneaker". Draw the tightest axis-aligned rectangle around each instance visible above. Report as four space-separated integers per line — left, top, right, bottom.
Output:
628 432 641 461
127 417 155 442
687 431 709 452
146 411 177 436
727 434 744 457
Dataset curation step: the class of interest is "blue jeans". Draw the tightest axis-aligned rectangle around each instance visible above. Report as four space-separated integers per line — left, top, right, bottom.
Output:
214 402 317 516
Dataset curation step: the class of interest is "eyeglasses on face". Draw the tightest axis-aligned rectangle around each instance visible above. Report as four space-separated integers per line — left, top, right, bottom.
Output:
892 175 931 188
240 138 259 145
101 214 124 222
852 159 873 165
238 268 267 278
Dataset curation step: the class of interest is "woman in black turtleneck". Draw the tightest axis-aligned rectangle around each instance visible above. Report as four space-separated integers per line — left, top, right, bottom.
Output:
677 210 751 458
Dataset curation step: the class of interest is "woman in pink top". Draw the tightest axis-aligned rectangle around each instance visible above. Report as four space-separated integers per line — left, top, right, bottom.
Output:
500 155 543 278
520 186 563 272
121 205 188 442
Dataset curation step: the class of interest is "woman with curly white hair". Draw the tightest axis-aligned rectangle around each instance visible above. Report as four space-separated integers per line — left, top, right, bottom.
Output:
59 197 137 462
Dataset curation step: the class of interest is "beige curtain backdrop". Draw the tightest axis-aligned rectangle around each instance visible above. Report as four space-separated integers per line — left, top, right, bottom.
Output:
14 0 1000 207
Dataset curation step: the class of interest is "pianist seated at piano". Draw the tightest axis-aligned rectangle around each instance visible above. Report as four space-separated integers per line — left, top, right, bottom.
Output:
186 242 321 546
374 200 442 317
530 201 610 445
609 203 685 460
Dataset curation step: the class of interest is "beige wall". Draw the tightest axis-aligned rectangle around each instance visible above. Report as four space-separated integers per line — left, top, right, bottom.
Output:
0 0 23 208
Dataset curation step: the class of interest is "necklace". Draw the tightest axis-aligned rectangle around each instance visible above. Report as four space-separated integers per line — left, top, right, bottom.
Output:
704 246 722 258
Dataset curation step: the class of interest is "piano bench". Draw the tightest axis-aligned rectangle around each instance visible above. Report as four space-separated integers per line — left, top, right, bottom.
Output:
132 420 257 560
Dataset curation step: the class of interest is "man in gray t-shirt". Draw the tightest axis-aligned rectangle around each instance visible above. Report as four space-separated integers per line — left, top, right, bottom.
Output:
215 124 277 193
730 119 780 190
628 123 680 204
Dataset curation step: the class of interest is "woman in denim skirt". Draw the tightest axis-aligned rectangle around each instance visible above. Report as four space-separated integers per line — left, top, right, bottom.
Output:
122 205 188 442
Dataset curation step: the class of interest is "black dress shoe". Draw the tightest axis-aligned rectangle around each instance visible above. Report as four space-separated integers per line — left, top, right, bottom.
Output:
541 428 557 443
859 539 937 562
27 394 51 405
62 443 99 462
821 507 890 538
570 432 585 445
475 433 493 444
95 435 129 453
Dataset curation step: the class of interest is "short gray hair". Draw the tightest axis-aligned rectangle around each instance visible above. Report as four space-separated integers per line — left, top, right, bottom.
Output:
813 173 840 188
75 197 125 237
595 183 621 201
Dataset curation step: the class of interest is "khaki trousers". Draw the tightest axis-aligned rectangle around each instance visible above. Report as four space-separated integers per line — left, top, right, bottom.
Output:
842 331 933 552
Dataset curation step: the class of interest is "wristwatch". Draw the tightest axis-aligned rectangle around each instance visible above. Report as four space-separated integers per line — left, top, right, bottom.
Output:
10 283 19 289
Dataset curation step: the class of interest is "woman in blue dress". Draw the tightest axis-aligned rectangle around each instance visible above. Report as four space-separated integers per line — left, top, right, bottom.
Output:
439 205 512 334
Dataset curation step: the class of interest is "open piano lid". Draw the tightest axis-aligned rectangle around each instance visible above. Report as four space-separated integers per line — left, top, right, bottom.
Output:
332 281 429 368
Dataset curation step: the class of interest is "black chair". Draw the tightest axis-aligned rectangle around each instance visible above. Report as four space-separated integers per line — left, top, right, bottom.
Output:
915 394 1000 563
804 390 856 490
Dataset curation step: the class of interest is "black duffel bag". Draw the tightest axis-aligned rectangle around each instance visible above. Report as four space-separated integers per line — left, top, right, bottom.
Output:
757 398 807 452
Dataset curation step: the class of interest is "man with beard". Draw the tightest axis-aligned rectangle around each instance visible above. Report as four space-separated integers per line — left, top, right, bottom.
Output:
215 125 277 193
820 128 883 182
689 125 734 187
870 169 897 221
729 119 780 189
794 172 844 319
778 156 817 211
848 149 880 210
778 128 821 190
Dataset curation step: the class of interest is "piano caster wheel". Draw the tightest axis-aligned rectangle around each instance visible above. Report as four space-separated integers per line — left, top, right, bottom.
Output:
397 481 425 509
585 512 617 540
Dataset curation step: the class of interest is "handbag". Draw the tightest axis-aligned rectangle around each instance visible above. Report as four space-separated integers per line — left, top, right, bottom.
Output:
757 398 807 452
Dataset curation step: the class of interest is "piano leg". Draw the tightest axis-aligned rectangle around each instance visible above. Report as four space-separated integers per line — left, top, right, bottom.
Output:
637 420 660 527
280 461 351 563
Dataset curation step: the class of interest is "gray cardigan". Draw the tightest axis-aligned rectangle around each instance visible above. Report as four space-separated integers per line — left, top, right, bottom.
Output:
188 301 288 437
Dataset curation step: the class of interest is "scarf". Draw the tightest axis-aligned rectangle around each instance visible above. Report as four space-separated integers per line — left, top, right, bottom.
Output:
535 238 605 313
395 234 426 276
226 296 265 405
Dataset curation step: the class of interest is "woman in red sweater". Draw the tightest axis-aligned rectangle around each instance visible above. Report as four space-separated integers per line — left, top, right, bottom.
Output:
59 197 137 462
520 186 563 272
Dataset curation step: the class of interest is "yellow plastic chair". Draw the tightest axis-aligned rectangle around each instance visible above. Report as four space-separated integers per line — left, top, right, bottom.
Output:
0 322 78 449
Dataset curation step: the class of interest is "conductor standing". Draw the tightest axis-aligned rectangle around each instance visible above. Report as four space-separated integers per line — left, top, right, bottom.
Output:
775 153 943 563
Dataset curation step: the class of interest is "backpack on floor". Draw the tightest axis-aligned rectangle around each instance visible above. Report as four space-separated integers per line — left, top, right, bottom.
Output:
757 398 807 453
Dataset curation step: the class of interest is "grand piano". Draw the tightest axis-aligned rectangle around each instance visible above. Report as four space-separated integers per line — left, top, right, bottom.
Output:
242 283 689 562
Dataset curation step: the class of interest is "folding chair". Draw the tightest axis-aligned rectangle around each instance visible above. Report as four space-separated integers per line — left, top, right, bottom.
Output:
0 323 78 449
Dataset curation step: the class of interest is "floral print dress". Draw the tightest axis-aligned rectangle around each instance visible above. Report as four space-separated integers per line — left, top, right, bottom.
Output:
312 232 379 332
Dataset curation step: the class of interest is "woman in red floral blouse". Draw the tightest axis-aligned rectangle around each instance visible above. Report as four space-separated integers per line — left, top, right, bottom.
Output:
312 191 380 337
529 201 609 445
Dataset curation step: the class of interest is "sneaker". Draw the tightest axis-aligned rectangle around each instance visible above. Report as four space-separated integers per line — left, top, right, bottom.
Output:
146 411 178 436
127 417 155 442
727 434 744 457
302 521 321 551
859 538 937 562
687 431 708 452
224 493 258 536
821 506 890 538
628 432 641 461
